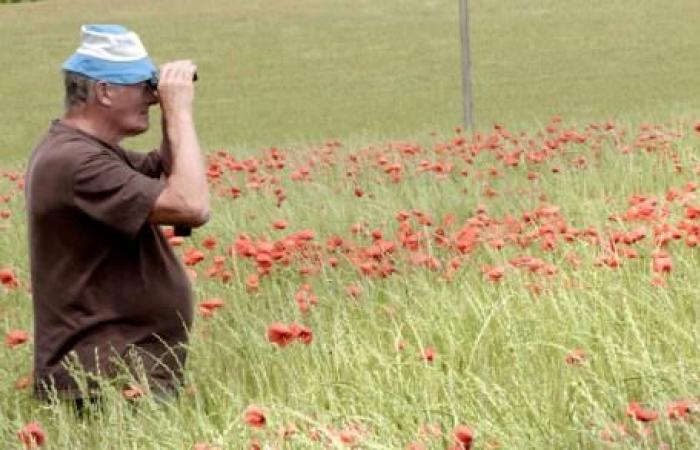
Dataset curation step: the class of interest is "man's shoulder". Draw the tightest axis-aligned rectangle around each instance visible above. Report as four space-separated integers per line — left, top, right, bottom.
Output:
27 131 110 195
31 123 113 169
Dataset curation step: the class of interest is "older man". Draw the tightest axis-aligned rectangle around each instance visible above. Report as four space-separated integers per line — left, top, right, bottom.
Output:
25 24 209 403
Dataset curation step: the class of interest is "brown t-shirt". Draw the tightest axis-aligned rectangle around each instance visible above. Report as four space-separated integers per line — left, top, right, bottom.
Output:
25 120 193 400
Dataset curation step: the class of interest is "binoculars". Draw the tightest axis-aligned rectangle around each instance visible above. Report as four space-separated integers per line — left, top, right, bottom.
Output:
174 225 191 237
147 72 198 91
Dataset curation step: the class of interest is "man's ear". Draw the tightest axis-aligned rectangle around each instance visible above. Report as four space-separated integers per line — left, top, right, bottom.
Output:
93 81 113 107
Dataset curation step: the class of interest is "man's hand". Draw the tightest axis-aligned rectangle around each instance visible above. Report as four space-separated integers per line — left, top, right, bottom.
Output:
156 60 197 119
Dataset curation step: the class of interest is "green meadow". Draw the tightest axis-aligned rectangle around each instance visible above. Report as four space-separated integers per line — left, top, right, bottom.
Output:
1 0 700 161
2 1 700 449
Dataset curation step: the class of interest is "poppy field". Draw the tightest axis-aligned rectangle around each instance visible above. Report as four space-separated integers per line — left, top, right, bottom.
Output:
3 0 700 448
2 117 700 448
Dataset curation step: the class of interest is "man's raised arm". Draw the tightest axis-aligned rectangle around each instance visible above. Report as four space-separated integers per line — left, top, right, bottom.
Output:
148 60 210 227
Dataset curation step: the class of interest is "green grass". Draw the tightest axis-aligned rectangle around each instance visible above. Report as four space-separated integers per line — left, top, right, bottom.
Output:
3 1 700 449
4 119 700 448
1 0 700 161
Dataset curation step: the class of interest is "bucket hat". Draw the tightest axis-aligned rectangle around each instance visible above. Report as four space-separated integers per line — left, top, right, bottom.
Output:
62 24 158 85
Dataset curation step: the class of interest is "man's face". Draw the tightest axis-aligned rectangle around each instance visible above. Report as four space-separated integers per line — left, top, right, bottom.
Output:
105 82 159 137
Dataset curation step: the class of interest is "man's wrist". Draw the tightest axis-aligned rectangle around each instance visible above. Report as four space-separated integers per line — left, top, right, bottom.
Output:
163 110 194 123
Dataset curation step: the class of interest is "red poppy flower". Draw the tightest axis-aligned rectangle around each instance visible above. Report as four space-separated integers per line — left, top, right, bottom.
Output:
295 297 310 314
266 323 295 347
201 236 217 250
651 251 672 274
667 399 695 420
5 329 29 348
327 256 339 268
15 373 32 390
346 284 362 299
183 248 206 266
488 238 506 250
564 348 587 366
289 322 313 345
246 274 260 292
218 270 232 283
650 277 666 287
421 347 436 363
626 401 658 422
453 424 474 449
396 210 411 221
0 267 19 288
337 428 359 444
200 298 225 311
482 266 505 282
244 405 266 428
17 422 45 448
350 223 363 234
122 385 146 400
293 229 315 241
272 220 288 230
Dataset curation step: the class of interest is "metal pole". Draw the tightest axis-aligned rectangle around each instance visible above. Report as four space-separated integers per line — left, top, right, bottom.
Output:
459 0 474 130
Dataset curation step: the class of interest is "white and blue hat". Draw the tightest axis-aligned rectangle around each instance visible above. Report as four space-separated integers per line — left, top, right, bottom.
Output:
62 24 158 85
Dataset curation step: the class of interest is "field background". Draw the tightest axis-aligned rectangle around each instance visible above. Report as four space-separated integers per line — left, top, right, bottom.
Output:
3 1 700 449
0 0 699 162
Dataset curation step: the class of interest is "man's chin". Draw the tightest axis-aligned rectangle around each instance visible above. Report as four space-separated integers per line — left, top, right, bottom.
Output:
125 123 149 137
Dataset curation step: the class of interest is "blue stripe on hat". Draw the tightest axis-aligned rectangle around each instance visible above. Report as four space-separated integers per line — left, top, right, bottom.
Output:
62 53 158 85
83 24 129 34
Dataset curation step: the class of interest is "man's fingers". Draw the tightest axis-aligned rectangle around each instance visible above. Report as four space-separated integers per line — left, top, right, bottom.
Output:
156 60 197 115
159 60 197 83
170 62 189 80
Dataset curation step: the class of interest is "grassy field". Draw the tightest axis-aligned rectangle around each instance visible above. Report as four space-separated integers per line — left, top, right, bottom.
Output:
6 117 700 449
1 0 700 161
3 0 700 449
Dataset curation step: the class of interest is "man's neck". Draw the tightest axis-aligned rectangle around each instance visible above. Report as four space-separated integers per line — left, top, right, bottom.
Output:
61 112 121 147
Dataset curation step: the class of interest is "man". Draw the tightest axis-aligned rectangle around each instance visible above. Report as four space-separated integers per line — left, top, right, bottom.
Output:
25 24 209 403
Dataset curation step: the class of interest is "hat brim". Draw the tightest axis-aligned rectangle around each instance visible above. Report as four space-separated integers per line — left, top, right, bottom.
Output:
62 53 158 85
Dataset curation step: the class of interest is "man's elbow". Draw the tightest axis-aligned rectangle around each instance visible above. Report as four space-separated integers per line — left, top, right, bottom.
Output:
192 205 210 227
185 201 210 227
149 187 211 227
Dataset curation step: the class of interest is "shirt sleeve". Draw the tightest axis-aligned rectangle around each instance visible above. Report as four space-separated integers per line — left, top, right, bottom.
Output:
72 150 165 239
123 149 163 178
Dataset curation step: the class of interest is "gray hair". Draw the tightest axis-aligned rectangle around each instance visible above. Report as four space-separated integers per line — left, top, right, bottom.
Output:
63 71 96 110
